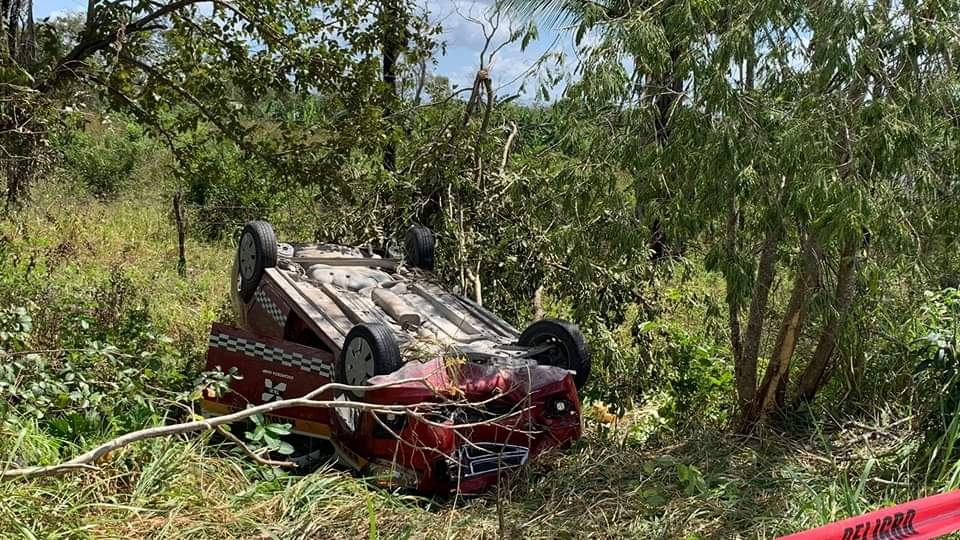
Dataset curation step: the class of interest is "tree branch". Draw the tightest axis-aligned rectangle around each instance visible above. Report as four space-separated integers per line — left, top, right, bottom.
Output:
0 372 533 480
36 0 208 93
112 50 262 158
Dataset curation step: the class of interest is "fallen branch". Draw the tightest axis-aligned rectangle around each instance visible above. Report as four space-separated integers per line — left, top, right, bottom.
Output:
1 375 447 480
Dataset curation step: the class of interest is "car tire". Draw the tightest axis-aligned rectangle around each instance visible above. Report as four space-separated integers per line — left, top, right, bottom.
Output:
236 220 278 303
519 319 591 390
404 226 435 271
337 323 403 398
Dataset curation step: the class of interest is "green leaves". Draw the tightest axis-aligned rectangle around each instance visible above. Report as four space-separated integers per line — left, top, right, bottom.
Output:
521 21 539 50
16 0 439 202
245 414 295 455
502 0 960 419
677 463 707 495
0 306 33 352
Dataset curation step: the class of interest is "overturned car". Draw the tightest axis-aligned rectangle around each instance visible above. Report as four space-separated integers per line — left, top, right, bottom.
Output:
201 221 590 493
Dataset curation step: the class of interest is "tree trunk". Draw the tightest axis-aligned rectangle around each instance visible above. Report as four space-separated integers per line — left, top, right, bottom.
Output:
726 195 743 366
4 160 29 209
794 241 858 405
774 369 788 412
652 47 683 147
735 226 780 414
1 0 10 59
3 128 37 209
743 235 819 428
3 0 19 59
644 45 684 262
380 0 404 173
173 191 187 278
412 57 426 107
21 0 34 65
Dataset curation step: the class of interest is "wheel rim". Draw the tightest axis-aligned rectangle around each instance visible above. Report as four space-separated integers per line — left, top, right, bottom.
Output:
239 232 257 280
344 337 375 388
534 336 570 370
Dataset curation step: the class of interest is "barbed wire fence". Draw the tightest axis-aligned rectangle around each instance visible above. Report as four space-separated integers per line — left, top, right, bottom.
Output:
166 186 424 278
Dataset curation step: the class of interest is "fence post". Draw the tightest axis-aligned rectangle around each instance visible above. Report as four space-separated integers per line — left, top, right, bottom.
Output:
173 191 186 277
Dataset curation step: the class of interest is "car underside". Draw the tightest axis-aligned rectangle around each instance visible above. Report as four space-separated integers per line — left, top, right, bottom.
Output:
202 221 591 493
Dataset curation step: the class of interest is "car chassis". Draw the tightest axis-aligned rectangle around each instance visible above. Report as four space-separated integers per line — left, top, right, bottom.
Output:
202 221 591 493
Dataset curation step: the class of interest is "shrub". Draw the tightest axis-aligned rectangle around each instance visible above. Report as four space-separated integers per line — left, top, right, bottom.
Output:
912 289 960 454
180 139 283 240
59 120 150 199
0 266 188 441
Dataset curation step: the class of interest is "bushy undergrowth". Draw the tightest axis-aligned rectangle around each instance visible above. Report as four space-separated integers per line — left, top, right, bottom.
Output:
57 119 154 199
180 137 291 240
0 180 233 462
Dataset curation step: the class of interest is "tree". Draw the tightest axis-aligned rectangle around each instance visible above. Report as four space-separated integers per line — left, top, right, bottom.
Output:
1 0 436 206
507 0 960 429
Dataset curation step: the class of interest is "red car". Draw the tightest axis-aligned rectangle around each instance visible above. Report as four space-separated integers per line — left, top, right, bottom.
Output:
202 221 590 493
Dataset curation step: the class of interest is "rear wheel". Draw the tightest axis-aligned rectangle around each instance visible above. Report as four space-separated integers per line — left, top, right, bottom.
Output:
336 323 403 398
519 319 591 390
404 226 435 271
236 220 277 303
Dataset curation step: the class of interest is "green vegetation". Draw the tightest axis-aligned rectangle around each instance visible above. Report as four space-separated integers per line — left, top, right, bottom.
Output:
2 0 960 537
0 145 957 538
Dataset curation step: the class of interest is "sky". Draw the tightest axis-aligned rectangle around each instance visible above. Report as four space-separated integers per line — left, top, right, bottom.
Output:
33 0 579 101
420 0 576 98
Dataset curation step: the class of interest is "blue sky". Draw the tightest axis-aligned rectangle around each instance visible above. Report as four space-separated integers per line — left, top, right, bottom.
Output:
420 0 576 98
33 0 577 100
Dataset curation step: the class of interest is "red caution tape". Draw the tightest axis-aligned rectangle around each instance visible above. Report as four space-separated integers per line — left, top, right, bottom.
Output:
779 490 960 540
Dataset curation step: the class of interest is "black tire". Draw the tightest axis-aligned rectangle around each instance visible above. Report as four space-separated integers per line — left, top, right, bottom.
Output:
404 226 435 271
519 319 591 390
337 323 403 398
236 220 278 303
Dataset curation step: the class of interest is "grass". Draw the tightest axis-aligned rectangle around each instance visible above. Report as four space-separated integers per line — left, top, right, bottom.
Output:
0 177 233 359
0 177 944 539
0 408 934 539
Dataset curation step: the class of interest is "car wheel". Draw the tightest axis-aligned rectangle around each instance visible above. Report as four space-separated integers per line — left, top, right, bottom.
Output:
404 226 435 271
236 220 278 303
519 319 591 390
337 323 403 398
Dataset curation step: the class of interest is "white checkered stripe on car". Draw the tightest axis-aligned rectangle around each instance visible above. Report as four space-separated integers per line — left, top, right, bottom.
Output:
254 288 286 327
209 332 332 378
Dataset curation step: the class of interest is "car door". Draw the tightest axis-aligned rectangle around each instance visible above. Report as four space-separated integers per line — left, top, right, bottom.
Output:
202 322 336 439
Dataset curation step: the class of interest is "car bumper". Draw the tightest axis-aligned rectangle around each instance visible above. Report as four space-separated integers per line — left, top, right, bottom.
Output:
337 369 583 494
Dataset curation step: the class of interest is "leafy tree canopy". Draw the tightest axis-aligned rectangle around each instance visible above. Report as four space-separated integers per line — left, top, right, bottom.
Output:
2 0 439 202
